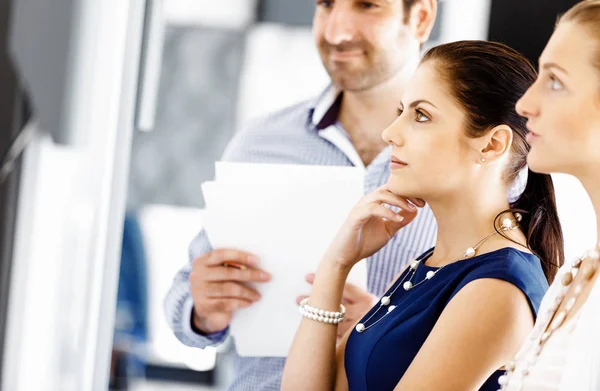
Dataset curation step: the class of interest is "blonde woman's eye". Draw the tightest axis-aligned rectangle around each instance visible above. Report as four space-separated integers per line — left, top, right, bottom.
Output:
550 76 563 91
396 107 403 117
415 109 430 122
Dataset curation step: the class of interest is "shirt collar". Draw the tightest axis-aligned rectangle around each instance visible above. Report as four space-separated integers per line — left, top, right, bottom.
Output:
307 86 343 131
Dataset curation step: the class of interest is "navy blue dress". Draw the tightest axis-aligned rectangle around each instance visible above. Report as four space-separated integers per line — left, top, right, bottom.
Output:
344 247 549 391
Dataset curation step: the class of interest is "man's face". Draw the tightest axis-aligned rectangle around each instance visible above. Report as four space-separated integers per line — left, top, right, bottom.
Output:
313 0 422 92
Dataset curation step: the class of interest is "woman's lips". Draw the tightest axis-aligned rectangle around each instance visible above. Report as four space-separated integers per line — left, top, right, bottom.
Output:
526 131 540 144
390 156 408 169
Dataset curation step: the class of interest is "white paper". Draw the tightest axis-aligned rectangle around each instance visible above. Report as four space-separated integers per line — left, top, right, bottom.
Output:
215 161 364 184
201 180 362 212
200 162 367 357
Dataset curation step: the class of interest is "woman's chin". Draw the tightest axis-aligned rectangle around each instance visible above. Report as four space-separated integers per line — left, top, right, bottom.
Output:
386 182 421 199
526 153 559 175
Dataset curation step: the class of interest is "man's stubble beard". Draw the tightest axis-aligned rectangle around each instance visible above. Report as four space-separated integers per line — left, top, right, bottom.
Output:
321 48 404 92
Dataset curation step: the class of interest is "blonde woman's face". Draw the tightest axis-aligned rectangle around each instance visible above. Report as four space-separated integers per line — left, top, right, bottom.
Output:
516 22 600 177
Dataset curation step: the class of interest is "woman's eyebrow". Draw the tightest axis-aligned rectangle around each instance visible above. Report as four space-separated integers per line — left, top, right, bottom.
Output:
541 61 569 75
409 99 437 110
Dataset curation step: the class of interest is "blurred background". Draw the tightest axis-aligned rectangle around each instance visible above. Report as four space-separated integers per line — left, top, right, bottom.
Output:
0 0 594 390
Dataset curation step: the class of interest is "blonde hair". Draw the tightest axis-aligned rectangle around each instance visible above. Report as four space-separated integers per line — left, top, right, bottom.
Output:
558 1 600 74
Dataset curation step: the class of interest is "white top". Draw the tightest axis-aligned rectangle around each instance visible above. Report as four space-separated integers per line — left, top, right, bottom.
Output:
505 263 600 390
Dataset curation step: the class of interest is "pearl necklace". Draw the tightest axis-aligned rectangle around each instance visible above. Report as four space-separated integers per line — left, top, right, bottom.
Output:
498 243 600 390
355 215 521 334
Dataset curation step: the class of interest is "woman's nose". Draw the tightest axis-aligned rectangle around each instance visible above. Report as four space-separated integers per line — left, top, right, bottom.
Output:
515 85 539 119
381 120 404 147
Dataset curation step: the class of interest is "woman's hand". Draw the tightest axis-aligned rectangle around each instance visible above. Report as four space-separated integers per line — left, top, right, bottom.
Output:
323 185 425 270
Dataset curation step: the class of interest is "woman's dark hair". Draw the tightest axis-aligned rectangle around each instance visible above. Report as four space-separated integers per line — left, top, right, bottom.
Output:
422 41 564 283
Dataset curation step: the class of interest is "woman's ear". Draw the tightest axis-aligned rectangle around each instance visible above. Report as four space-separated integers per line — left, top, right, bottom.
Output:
408 0 437 44
479 125 514 163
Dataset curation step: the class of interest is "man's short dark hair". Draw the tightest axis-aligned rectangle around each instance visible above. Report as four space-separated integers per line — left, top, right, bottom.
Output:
402 0 419 23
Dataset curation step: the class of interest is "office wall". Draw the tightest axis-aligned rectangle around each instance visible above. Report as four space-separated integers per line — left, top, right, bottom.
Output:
127 27 245 208
258 0 314 26
488 0 580 65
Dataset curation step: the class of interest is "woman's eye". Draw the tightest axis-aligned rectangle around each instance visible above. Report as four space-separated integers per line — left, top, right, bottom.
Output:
415 110 430 123
549 75 563 91
396 107 403 117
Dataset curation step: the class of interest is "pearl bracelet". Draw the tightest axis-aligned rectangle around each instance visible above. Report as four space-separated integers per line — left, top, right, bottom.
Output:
299 298 345 325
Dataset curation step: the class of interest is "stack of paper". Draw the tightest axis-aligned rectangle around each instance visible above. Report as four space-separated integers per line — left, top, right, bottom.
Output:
201 162 367 357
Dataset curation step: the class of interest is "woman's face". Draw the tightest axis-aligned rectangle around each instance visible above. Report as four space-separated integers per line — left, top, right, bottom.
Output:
382 61 482 201
516 22 600 177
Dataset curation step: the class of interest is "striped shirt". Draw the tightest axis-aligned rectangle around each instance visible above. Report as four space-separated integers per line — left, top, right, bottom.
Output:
163 87 438 391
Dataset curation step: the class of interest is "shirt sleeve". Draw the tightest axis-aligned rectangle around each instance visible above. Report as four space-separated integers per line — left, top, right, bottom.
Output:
163 230 230 348
163 112 299 348
162 124 261 349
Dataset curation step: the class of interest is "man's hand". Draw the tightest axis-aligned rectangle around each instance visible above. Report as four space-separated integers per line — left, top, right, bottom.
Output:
190 249 271 334
297 273 378 340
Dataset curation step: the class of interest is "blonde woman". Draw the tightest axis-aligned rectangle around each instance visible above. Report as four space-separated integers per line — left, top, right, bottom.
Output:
500 1 600 390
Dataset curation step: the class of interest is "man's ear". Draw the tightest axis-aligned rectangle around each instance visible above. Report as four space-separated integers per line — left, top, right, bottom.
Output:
408 0 437 44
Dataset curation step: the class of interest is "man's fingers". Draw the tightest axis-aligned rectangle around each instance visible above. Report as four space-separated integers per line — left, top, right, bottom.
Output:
204 281 262 301
296 295 309 305
201 298 254 313
342 283 379 305
205 264 271 282
337 318 354 339
340 317 356 325
197 249 260 268
341 282 364 304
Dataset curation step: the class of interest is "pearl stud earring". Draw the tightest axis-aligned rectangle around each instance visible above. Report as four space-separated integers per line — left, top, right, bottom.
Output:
481 158 486 163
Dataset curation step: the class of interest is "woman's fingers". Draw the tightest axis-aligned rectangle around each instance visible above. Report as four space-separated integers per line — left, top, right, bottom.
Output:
361 187 419 212
358 203 405 223
376 185 427 209
407 197 426 208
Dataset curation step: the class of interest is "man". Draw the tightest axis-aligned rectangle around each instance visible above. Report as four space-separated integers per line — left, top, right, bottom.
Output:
164 1 438 389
